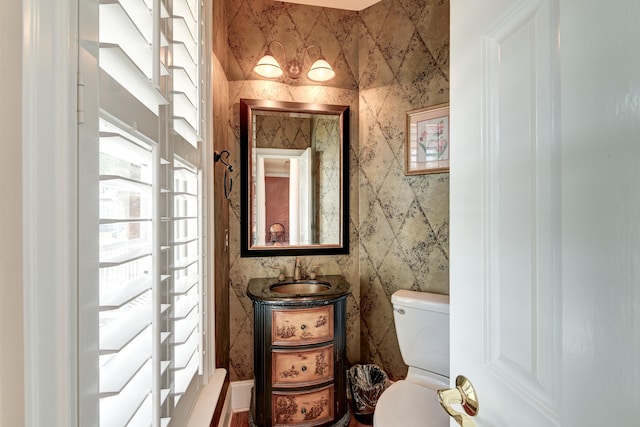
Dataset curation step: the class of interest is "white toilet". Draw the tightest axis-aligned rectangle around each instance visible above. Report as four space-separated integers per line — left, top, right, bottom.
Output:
373 290 450 427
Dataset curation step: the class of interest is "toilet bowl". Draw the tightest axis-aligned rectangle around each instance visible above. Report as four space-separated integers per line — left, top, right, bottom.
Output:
373 290 450 427
373 374 449 427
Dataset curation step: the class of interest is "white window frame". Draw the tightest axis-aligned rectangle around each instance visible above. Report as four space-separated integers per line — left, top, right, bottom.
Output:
22 0 221 425
22 0 79 425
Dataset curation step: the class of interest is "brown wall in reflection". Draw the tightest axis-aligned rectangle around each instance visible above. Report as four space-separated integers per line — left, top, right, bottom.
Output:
265 177 290 244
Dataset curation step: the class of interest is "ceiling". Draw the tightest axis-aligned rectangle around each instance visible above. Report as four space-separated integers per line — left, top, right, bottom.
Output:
278 0 382 11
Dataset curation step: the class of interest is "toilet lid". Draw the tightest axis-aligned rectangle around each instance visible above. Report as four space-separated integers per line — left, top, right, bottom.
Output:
373 380 449 427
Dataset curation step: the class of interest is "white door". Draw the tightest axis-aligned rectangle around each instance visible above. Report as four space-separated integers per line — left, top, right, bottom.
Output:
450 0 640 426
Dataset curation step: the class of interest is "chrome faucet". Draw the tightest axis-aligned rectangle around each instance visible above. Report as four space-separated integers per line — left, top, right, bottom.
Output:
293 257 304 281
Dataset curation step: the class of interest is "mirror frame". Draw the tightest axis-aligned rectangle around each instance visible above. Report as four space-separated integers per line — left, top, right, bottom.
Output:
240 98 350 257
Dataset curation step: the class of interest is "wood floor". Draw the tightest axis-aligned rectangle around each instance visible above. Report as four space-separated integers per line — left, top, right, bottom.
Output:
230 408 372 427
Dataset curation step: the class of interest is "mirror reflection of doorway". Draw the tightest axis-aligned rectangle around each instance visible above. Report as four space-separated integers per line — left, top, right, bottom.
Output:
254 148 312 246
265 176 289 244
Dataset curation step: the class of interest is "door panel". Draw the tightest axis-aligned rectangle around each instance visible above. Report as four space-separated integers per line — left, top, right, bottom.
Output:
450 0 561 425
558 1 640 424
452 0 640 425
482 0 560 415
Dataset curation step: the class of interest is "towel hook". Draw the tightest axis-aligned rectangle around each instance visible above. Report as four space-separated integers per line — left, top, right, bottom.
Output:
214 150 234 199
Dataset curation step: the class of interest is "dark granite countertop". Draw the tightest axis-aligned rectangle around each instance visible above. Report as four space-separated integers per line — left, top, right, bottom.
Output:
247 274 351 303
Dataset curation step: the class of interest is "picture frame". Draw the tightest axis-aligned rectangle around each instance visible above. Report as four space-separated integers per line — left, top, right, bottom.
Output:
404 103 450 175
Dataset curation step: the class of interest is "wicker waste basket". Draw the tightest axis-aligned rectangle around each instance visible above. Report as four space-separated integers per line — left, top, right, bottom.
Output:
347 364 390 425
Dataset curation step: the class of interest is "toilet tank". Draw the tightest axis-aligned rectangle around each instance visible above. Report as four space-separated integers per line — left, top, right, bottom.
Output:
392 290 450 378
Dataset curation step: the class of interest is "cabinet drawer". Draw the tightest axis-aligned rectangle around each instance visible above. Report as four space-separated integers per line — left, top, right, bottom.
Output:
272 385 334 426
272 344 334 388
272 306 333 346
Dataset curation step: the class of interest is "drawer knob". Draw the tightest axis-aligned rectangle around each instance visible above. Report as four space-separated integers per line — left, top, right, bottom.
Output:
301 365 307 372
301 408 307 414
301 324 306 330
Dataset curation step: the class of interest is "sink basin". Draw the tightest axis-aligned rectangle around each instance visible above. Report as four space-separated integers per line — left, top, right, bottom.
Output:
270 280 332 295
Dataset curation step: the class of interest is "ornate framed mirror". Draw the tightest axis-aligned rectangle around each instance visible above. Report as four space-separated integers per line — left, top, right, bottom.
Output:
240 99 350 257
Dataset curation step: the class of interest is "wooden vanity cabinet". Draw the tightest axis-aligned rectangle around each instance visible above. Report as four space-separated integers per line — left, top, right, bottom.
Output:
250 297 349 427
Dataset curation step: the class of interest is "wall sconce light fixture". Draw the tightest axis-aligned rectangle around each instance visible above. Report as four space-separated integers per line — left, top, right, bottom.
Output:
254 41 336 82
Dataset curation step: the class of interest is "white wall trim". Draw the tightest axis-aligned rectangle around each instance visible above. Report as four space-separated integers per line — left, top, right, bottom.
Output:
203 0 217 377
22 0 79 425
217 385 232 427
217 380 254 427
185 368 227 427
230 380 254 413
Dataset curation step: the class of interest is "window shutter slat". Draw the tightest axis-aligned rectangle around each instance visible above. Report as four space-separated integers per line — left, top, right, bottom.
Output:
100 330 151 395
172 92 198 128
171 67 197 102
172 294 198 320
100 2 153 78
173 274 198 295
173 311 197 344
100 132 151 164
99 359 152 427
100 304 151 353
174 332 198 370
172 118 199 146
99 249 151 268
172 0 196 22
99 44 168 112
172 17 197 59
174 353 199 395
100 276 151 309
100 175 152 191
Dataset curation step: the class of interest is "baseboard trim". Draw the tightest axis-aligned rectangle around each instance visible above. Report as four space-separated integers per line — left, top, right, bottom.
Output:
230 379 254 413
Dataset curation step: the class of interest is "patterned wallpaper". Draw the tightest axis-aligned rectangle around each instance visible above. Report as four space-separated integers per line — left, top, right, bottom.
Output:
212 0 231 371
225 0 449 381
227 0 360 89
255 114 312 149
314 117 341 245
357 0 450 379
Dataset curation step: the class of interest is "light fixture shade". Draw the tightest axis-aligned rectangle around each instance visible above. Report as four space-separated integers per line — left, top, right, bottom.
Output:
254 54 283 78
307 58 336 82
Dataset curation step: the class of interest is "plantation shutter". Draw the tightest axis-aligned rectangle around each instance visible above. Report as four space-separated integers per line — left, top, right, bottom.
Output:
93 0 205 425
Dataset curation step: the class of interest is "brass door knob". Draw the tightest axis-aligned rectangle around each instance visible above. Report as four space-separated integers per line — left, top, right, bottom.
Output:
437 375 479 427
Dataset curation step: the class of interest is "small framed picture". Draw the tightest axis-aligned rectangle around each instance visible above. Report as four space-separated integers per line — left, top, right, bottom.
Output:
405 103 450 175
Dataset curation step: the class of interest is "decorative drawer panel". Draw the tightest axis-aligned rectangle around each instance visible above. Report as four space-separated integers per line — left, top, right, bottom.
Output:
272 344 334 388
272 306 333 346
272 385 334 426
